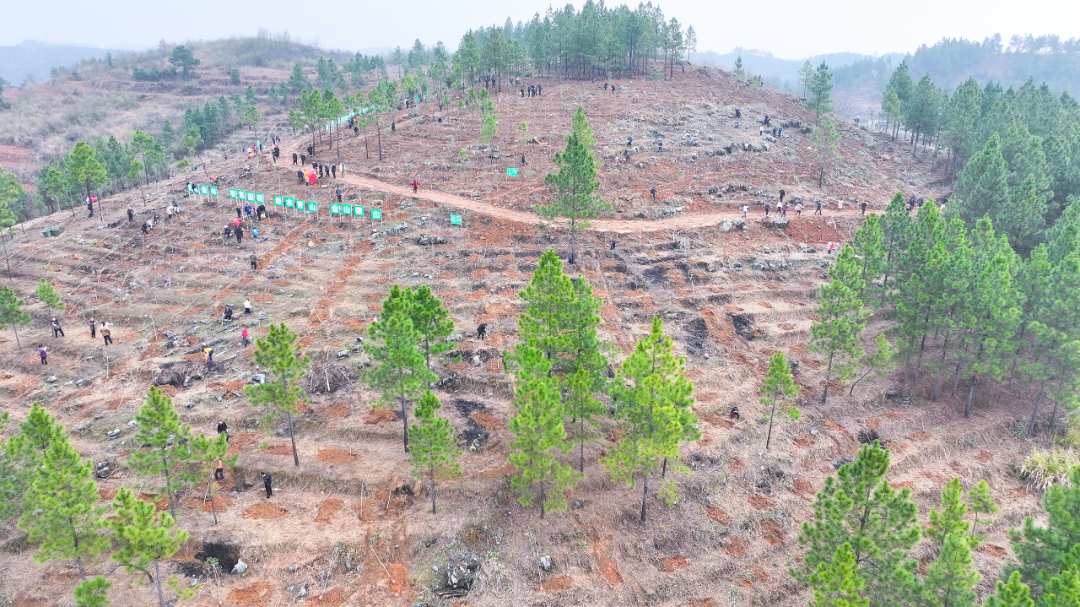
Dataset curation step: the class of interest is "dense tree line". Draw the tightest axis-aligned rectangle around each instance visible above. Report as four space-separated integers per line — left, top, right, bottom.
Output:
449 2 695 85
798 440 1080 607
812 194 1080 436
879 64 1080 249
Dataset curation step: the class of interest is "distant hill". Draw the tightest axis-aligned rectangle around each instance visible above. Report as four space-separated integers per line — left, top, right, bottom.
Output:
0 40 130 84
690 48 903 90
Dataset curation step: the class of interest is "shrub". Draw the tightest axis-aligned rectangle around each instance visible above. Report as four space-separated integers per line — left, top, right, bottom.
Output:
1019 449 1078 491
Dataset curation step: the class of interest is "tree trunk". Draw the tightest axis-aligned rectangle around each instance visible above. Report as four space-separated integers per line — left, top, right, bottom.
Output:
430 462 437 514
377 119 383 161
1028 382 1046 436
539 478 546 519
569 218 576 264
964 373 977 418
766 389 778 450
162 452 174 517
661 457 667 478
401 395 410 453
914 327 929 384
12 323 21 348
287 409 299 466
640 473 649 524
579 416 585 473
154 560 166 607
821 352 835 404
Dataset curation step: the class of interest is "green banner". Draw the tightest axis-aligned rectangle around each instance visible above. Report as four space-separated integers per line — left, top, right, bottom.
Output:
450 214 462 225
210 186 219 197
246 192 256 203
255 193 265 204
330 203 341 215
341 204 352 215
295 199 304 210
199 184 209 195
506 167 518 177
237 189 246 200
274 195 284 207
229 188 237 199
371 209 382 220
307 201 317 213
284 197 295 208
355 205 364 217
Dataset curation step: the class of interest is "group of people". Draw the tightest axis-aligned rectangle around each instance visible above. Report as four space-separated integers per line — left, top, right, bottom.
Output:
520 83 542 97
38 318 113 365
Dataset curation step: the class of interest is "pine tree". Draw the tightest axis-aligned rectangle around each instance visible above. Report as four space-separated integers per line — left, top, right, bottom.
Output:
760 350 800 450
507 345 580 518
849 334 896 396
364 312 436 452
881 86 902 138
129 386 204 516
924 533 981 607
880 192 914 306
0 285 31 348
928 478 970 547
799 61 815 99
2 402 69 519
287 62 309 93
35 278 65 313
809 543 869 607
110 487 190 607
65 141 107 205
1041 566 1080 607
793 441 921 607
603 316 698 523
968 480 998 542
985 572 1036 607
943 78 983 160
406 286 456 372
955 133 1011 225
812 117 843 188
1002 174 1048 254
408 391 461 514
517 250 608 473
246 323 311 465
807 62 835 118
17 437 108 580
1009 467 1080 596
809 246 868 403
73 577 111 607
851 213 887 300
734 55 745 79
539 107 610 264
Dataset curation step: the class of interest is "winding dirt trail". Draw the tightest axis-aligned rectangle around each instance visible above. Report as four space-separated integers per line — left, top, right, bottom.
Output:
292 168 866 234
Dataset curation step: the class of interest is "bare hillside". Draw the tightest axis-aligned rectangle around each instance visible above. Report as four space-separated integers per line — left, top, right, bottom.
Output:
0 69 1039 607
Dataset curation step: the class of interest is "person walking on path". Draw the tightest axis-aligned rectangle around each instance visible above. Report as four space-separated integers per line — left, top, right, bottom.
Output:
250 253 257 271
241 326 249 346
861 201 868 215
650 187 657 202
336 187 342 202
412 179 419 194
214 459 225 480
51 318 64 338
764 202 771 216
263 472 273 498
101 323 112 346
779 190 786 204
815 200 823 215
781 203 788 217
292 153 298 165
127 208 134 222
89 317 96 339
217 420 229 442
234 225 243 244
331 164 336 178
244 298 252 316
39 345 48 365
742 205 748 218
796 203 803 216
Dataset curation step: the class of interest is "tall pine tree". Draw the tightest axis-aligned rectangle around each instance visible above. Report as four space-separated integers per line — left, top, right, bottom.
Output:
809 246 868 403
408 391 461 514
246 323 311 465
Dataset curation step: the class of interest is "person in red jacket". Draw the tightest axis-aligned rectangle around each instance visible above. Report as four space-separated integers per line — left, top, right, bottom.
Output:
411 179 419 194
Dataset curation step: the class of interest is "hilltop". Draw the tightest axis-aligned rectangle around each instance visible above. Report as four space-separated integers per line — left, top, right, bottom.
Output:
0 67 1042 607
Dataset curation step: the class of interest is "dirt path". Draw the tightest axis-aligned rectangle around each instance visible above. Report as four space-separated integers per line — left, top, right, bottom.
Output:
282 165 867 234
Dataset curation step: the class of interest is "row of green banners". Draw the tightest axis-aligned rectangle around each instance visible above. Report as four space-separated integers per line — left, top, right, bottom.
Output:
192 184 220 197
218 187 464 224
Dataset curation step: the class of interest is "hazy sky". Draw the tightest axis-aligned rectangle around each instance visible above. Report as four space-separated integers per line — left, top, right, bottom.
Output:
4 0 1078 59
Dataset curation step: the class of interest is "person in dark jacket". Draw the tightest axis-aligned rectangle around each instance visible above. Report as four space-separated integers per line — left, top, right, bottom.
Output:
217 420 229 442
51 318 64 338
263 472 273 498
